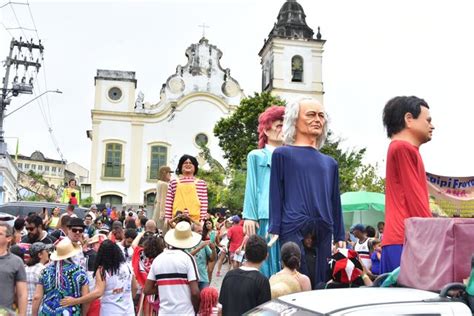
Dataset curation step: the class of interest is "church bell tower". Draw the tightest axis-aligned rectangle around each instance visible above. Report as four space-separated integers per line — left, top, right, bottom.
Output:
259 0 325 104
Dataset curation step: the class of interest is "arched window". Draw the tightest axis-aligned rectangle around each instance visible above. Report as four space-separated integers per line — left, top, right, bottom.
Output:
104 143 123 178
149 145 168 180
291 55 303 82
100 194 123 205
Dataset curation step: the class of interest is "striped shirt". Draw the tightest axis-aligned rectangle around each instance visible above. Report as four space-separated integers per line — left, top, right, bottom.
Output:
165 177 208 221
147 249 199 315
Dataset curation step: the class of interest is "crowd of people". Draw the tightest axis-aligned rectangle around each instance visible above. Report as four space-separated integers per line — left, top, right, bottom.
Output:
0 95 442 315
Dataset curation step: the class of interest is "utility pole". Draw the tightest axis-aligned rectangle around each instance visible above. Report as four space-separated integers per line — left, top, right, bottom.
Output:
0 37 43 155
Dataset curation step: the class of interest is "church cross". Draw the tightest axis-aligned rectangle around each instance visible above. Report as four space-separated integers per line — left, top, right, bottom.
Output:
198 23 210 38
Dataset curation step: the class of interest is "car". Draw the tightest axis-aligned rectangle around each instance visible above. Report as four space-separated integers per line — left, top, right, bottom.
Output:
245 287 472 315
0 212 16 227
0 201 88 218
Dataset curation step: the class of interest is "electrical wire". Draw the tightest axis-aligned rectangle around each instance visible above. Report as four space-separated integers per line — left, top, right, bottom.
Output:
2 0 66 163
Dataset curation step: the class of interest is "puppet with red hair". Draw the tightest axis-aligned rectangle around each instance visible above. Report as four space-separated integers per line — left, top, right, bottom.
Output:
243 105 285 277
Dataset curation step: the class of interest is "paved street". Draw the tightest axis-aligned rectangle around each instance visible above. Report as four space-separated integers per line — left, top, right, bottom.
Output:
210 260 230 291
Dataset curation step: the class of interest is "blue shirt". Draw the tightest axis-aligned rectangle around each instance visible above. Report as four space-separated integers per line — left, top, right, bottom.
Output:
243 147 273 220
269 146 345 241
193 243 212 283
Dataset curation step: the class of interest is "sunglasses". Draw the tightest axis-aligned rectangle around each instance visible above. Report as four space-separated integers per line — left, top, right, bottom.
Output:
71 228 84 234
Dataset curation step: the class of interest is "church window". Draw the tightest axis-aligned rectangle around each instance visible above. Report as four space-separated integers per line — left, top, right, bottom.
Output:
108 87 123 101
104 143 123 178
100 194 122 205
195 133 209 147
149 145 168 180
291 55 304 82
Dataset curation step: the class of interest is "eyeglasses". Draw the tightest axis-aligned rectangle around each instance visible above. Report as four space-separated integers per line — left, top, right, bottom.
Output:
26 226 37 231
71 228 84 234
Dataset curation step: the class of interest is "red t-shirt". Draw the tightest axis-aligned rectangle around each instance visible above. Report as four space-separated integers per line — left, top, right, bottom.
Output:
69 197 78 205
383 140 432 246
227 225 244 253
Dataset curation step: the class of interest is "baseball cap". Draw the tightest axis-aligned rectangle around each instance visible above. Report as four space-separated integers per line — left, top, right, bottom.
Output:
30 242 54 257
112 221 123 230
67 217 86 228
350 223 365 233
231 215 241 223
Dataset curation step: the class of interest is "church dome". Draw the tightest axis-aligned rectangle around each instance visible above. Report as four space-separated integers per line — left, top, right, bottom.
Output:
269 0 314 40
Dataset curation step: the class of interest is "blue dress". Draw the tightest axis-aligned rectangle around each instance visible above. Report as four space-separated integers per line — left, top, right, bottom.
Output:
39 261 88 315
243 146 281 277
269 145 345 285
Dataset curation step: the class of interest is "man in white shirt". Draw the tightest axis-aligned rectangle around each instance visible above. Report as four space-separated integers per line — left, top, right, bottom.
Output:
144 221 201 314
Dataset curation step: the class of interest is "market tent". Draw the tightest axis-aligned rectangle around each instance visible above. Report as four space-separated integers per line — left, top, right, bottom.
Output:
341 191 385 231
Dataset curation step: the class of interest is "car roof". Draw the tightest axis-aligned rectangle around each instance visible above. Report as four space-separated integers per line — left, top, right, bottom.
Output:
0 201 88 218
277 287 440 314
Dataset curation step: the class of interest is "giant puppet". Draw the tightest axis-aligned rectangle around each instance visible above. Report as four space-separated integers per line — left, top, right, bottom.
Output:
243 105 285 277
381 96 434 273
268 98 345 286
61 179 80 205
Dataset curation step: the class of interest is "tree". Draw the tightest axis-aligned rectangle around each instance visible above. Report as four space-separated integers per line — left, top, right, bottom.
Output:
196 144 226 210
214 94 385 203
221 169 246 212
214 92 285 170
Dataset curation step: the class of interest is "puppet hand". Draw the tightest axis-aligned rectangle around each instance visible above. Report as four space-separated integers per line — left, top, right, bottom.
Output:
243 220 259 236
267 234 279 247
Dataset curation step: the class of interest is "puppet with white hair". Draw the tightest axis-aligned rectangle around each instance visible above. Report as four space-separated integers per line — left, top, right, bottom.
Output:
268 98 345 287
243 105 285 277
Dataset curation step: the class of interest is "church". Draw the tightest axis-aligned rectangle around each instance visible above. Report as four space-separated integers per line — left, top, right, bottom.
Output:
88 0 325 208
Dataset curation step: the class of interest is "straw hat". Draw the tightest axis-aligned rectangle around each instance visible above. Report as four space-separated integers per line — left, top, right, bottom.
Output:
87 233 107 245
269 273 302 299
164 221 201 249
50 239 81 261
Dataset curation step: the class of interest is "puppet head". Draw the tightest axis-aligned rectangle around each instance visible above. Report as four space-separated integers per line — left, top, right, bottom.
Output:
257 105 285 149
283 98 328 149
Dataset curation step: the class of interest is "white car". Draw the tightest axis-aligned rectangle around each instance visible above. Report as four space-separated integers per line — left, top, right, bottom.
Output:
245 287 472 315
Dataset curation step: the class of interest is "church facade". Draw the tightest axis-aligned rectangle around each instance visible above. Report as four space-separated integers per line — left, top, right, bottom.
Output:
88 0 324 207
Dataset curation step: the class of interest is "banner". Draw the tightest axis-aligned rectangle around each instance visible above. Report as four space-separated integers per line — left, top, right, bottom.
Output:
426 172 474 217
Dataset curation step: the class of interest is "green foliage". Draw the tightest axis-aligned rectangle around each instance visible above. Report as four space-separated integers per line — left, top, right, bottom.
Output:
353 163 385 193
24 193 56 202
27 170 49 186
321 132 385 193
196 144 227 210
81 196 94 208
221 169 246 212
214 92 285 169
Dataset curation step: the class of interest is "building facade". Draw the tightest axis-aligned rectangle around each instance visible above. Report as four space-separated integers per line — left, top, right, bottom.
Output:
88 0 324 206
16 151 66 188
88 38 244 206
0 153 19 203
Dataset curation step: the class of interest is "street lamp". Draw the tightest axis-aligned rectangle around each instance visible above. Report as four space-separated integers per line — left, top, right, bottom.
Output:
4 89 63 118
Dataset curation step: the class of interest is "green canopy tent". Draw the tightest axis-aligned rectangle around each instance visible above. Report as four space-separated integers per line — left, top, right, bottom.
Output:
341 191 385 231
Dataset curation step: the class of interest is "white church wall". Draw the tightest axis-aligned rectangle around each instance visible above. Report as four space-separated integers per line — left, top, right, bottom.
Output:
93 119 132 201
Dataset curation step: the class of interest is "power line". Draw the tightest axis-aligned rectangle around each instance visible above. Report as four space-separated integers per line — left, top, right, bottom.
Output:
2 1 66 162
